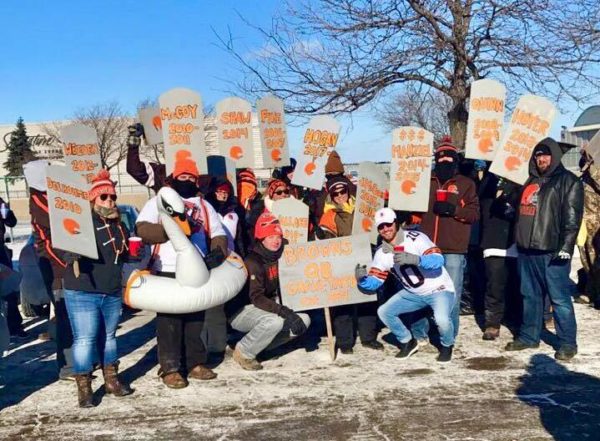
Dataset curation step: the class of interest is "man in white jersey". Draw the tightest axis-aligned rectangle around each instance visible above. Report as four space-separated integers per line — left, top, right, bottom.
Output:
355 208 456 362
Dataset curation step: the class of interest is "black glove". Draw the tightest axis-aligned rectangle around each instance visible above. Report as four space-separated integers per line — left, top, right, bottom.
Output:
204 248 225 270
127 123 144 147
355 264 368 281
279 306 308 336
490 198 516 221
433 201 456 217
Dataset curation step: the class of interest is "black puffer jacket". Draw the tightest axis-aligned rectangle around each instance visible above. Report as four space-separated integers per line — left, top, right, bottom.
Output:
516 138 584 254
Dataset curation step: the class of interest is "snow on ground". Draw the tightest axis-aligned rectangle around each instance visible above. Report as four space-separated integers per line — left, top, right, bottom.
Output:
1 302 599 441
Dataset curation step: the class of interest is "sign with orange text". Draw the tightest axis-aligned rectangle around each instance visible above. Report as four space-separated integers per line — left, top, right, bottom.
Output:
279 234 374 312
465 79 506 161
489 95 557 185
291 116 341 190
138 106 163 146
216 97 254 169
271 198 309 245
257 95 289 168
159 88 208 175
352 162 388 243
46 165 98 259
389 127 433 212
60 124 102 185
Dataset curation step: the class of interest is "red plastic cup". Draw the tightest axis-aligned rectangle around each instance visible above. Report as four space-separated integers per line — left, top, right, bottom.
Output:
128 237 142 258
436 189 449 202
394 245 405 252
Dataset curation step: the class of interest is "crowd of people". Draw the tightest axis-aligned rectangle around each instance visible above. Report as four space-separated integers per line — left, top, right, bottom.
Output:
2 122 598 409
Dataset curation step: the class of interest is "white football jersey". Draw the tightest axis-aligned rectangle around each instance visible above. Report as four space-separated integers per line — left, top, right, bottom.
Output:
369 230 455 295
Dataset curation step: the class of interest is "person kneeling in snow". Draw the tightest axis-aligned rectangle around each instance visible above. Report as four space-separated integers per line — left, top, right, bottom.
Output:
226 213 311 370
355 208 456 363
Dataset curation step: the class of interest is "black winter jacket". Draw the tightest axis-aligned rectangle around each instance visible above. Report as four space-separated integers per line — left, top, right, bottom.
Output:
479 174 521 250
515 138 584 254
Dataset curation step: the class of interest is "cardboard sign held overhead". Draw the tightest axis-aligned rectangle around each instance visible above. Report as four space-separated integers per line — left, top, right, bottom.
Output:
207 155 237 196
388 127 433 212
352 162 388 244
271 198 309 245
159 87 208 175
46 165 98 259
216 97 255 169
279 234 374 312
489 95 557 185
465 79 506 161
257 95 290 168
291 115 341 190
60 124 102 185
138 106 163 146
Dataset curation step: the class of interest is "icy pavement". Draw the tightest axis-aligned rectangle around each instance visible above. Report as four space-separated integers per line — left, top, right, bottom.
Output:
1 303 599 441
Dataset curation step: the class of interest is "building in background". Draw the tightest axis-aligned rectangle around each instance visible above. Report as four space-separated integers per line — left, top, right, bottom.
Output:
561 105 600 170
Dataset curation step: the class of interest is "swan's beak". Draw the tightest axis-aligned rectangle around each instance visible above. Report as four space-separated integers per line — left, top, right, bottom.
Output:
174 213 191 236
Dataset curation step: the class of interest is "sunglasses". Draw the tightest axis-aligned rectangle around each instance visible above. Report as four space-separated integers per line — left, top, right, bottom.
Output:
377 222 394 230
99 194 117 202
274 189 290 196
332 189 348 197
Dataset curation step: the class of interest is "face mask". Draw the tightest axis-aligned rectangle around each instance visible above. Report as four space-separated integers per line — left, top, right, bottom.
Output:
93 205 119 219
435 162 457 183
172 180 198 198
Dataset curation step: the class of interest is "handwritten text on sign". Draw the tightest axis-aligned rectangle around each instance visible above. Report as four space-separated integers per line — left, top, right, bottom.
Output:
257 95 289 168
489 94 556 185
465 79 506 161
388 127 433 212
46 165 98 259
352 162 387 244
216 97 255 169
60 124 102 185
279 234 374 312
271 198 309 245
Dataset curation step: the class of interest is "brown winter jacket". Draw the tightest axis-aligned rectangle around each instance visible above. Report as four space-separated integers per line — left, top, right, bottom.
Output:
416 174 480 254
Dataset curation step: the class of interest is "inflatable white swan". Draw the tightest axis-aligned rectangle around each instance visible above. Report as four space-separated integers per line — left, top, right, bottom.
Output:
124 187 247 314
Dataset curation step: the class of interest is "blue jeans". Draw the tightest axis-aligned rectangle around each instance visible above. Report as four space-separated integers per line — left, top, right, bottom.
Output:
378 290 456 347
411 253 465 340
518 252 577 348
64 290 122 374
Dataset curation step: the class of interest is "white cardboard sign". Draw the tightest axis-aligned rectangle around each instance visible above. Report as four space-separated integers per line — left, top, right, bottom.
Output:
388 127 433 212
46 165 98 259
216 97 255 169
257 95 290 168
159 87 208 175
60 124 102 185
352 162 388 243
465 79 506 161
291 115 341 190
138 106 163 146
489 95 557 185
271 198 309 245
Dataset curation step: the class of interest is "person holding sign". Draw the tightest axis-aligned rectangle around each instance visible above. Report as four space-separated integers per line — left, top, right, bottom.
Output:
318 175 382 353
126 123 167 193
226 213 310 370
412 136 479 343
62 170 135 407
356 208 456 362
506 138 583 361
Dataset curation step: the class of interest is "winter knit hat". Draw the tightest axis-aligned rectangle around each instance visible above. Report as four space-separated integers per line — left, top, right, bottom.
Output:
325 150 344 175
533 143 552 157
326 175 350 194
173 150 199 178
88 169 116 201
434 135 459 162
267 178 289 198
254 212 283 240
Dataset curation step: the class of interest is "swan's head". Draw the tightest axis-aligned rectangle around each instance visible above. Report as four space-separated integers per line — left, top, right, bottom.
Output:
157 187 191 236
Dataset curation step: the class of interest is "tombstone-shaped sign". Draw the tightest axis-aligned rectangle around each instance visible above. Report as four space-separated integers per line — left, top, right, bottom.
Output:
388 127 433 212
279 234 374 312
352 162 388 243
138 106 163 146
207 155 237 196
60 124 102 185
291 115 341 190
216 97 254 169
271 198 309 245
489 95 557 185
46 165 98 259
465 79 506 161
257 95 290 168
159 87 208 175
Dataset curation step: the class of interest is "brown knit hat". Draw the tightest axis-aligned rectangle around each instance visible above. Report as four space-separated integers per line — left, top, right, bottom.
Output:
325 150 344 175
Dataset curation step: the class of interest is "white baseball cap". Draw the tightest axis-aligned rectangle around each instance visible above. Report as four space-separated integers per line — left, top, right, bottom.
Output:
375 207 396 228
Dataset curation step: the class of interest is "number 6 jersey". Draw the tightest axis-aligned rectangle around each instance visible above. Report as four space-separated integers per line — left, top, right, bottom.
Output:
369 230 455 295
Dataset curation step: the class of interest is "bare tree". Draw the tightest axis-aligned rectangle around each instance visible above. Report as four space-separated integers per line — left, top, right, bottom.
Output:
220 0 600 147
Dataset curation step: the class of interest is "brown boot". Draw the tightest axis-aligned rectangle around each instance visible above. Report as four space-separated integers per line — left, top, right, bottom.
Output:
482 327 500 341
233 346 263 371
75 374 94 408
188 364 217 380
103 364 134 396
162 372 188 389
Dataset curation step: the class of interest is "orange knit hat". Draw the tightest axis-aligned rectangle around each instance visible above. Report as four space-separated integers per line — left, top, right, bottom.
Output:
88 169 116 201
173 150 199 178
